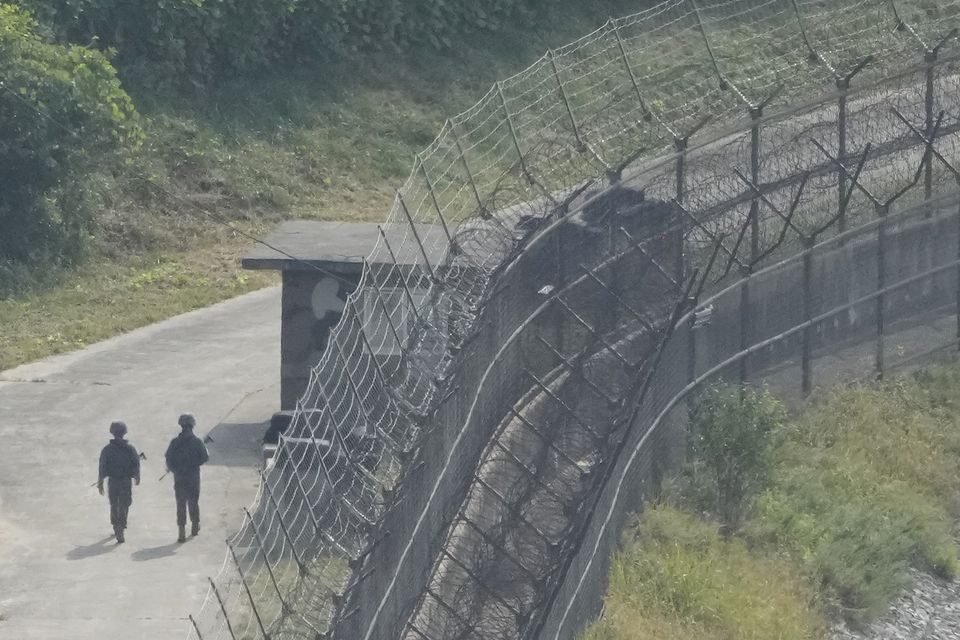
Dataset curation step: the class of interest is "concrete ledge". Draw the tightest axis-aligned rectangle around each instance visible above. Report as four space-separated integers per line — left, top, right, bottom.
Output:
242 220 446 273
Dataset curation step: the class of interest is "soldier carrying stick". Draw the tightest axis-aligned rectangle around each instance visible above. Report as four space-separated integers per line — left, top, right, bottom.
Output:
164 414 209 543
97 421 141 544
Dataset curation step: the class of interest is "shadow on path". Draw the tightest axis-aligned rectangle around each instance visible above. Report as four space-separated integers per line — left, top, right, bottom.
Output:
205 421 265 467
130 541 184 562
66 536 117 560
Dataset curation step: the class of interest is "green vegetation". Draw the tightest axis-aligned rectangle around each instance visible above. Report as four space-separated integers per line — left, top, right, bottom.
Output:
585 368 960 638
0 232 272 367
0 4 139 293
0 0 636 370
1 0 957 372
22 0 566 90
581 506 825 640
750 372 960 623
683 385 785 530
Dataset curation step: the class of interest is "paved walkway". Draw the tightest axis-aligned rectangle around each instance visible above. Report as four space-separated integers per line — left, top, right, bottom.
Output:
0 286 281 640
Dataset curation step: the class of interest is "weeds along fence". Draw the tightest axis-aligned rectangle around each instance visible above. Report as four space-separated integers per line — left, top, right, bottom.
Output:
188 1 960 639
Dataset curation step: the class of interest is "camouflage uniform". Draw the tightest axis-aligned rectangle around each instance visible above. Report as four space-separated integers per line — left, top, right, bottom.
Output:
165 423 209 538
98 437 140 538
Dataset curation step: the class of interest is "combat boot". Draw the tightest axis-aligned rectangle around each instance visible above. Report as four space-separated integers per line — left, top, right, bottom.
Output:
191 522 200 537
115 526 125 544
178 525 186 543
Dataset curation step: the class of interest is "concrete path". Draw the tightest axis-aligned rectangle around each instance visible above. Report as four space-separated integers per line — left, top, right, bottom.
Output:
0 286 281 640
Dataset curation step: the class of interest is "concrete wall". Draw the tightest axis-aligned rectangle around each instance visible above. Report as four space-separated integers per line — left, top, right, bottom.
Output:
536 199 960 640
327 194 958 640
330 197 682 640
693 206 958 381
280 271 354 409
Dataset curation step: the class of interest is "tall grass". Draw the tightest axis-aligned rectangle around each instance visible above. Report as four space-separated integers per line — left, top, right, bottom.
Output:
585 364 960 638
580 506 825 640
749 371 960 623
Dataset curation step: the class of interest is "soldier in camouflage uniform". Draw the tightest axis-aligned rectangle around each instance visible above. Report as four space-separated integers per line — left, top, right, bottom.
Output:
97 421 141 543
164 414 209 543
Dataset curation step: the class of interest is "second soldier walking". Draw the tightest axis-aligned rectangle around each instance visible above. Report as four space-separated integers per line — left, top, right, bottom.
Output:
98 421 141 543
164 414 210 543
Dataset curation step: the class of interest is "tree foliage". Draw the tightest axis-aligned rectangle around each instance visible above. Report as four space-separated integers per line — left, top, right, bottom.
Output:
20 0 562 89
0 3 139 291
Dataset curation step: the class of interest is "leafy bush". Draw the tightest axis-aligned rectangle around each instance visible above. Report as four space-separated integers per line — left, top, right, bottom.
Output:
0 4 139 295
21 0 566 90
580 505 825 640
679 384 785 529
747 376 960 625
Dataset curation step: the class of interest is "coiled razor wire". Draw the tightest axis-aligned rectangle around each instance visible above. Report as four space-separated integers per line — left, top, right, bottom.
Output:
188 1 960 639
402 63 960 640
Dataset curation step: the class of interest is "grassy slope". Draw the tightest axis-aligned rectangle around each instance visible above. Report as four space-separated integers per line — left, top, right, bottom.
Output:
749 370 960 623
582 365 960 638
581 506 825 640
4 0 954 371
0 0 637 371
0 234 274 368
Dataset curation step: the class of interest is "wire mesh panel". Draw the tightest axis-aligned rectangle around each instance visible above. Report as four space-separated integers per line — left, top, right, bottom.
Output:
187 2 960 640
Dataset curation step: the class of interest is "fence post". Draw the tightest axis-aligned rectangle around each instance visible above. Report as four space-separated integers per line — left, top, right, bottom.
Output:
188 614 205 640
227 541 272 640
331 337 379 439
377 226 425 327
837 80 849 239
208 577 238 640
396 194 439 284
739 264 751 385
449 121 486 215
350 302 393 395
416 153 455 249
919 29 957 203
612 21 653 122
689 0 729 91
364 258 414 370
260 472 309 575
749 106 762 261
876 204 889 380
548 49 586 152
497 81 534 184
555 226 567 356
834 58 871 243
687 312 697 385
244 508 298 613
675 135 688 283
676 136 696 384
924 50 936 203
801 235 815 396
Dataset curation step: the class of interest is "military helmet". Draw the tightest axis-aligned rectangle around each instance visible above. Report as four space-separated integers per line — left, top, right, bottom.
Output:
109 421 128 438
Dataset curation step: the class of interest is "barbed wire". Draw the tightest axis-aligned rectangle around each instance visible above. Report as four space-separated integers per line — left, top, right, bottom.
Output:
187 1 960 639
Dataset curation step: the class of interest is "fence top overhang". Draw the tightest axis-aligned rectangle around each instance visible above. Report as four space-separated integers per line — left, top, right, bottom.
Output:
242 220 446 274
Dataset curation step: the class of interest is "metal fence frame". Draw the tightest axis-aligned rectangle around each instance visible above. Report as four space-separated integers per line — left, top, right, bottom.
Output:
188 2 960 639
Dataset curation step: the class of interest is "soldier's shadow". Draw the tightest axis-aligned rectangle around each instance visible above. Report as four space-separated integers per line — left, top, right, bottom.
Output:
66 536 117 560
130 541 182 562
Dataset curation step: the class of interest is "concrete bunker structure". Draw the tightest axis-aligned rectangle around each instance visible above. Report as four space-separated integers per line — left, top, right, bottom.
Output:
243 220 444 410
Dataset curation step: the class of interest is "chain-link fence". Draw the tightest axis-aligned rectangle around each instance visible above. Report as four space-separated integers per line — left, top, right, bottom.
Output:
188 2 960 639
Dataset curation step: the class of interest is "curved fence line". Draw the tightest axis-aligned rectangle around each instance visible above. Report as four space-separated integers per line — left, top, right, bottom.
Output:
189 1 960 639
542 191 960 637
397 45 960 640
